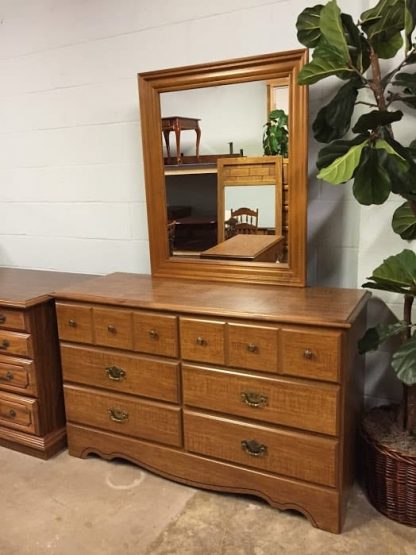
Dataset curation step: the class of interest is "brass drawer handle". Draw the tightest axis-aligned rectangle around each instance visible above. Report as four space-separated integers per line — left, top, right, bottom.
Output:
241 391 268 408
196 336 206 346
68 319 77 328
9 409 16 418
107 324 117 334
105 366 126 381
0 371 14 382
0 339 10 350
108 408 129 423
0 315 6 324
148 329 159 339
246 343 258 353
241 439 267 457
304 349 313 360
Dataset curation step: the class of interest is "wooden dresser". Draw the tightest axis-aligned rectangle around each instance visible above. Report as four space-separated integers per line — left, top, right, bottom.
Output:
54 272 369 533
0 268 93 458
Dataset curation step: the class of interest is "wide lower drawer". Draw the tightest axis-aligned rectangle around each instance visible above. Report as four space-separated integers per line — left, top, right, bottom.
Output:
0 391 39 434
0 355 36 396
184 410 338 487
0 308 26 332
64 385 182 447
0 330 32 358
182 364 339 436
61 343 179 403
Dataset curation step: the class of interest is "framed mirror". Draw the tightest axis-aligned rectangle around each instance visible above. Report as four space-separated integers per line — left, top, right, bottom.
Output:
138 49 308 286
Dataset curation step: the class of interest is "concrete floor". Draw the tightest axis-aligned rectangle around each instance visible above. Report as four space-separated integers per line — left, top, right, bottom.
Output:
1 447 416 555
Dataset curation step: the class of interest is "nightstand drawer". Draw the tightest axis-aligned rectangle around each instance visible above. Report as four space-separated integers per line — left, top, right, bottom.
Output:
228 323 278 373
184 410 337 487
61 343 179 403
56 303 94 344
133 312 178 358
0 355 36 396
0 308 26 332
64 385 182 447
281 328 342 383
0 391 39 434
0 330 32 358
182 364 339 436
93 307 133 350
180 318 225 365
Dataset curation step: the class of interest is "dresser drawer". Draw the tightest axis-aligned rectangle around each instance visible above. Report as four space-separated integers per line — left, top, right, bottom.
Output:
0 355 36 396
133 312 178 358
281 328 342 383
180 318 225 365
0 308 26 332
0 330 32 358
93 307 133 350
228 323 278 373
0 391 39 434
56 303 94 344
182 365 339 436
61 344 179 403
64 385 182 447
184 411 337 487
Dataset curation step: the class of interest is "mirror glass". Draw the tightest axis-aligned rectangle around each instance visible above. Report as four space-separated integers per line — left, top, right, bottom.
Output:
138 50 308 286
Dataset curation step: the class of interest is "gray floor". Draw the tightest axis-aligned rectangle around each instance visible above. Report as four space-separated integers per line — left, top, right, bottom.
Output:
1 446 416 554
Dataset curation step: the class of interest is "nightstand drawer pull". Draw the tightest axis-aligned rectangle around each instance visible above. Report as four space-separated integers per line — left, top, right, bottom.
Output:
1 371 14 382
241 439 267 457
240 391 268 408
0 340 10 350
105 366 126 381
303 349 313 360
246 343 258 353
108 408 129 423
0 315 6 324
68 319 77 328
9 409 16 418
196 336 206 346
107 324 116 333
148 329 159 339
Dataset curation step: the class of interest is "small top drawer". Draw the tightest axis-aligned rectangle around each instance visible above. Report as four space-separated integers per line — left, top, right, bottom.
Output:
0 330 32 358
228 323 278 373
0 308 26 332
133 312 178 358
180 318 225 365
56 303 93 344
93 307 133 350
281 328 342 383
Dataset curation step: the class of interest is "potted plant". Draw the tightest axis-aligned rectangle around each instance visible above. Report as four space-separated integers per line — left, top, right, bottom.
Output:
263 108 289 157
296 0 416 525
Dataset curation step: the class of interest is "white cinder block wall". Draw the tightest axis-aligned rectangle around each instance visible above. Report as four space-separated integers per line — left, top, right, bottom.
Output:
3 0 412 407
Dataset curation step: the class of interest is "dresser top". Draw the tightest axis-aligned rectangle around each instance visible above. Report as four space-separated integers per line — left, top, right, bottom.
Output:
53 272 369 328
0 267 95 308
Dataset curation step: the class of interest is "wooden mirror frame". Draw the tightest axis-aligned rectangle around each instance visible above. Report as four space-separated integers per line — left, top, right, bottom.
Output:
138 49 308 286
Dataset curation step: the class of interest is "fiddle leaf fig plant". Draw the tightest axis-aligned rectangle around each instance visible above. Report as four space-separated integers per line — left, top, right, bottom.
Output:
296 0 416 432
263 109 289 157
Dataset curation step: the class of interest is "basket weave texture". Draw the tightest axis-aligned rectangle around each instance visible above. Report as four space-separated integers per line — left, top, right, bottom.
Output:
361 427 416 526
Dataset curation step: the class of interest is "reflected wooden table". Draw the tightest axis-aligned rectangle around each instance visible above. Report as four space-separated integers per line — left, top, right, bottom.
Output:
162 116 201 164
200 234 284 262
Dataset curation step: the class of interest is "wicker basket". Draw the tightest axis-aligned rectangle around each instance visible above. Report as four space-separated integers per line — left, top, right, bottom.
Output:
360 426 416 526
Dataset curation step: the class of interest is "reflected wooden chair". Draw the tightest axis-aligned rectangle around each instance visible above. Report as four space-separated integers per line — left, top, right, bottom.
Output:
229 207 259 235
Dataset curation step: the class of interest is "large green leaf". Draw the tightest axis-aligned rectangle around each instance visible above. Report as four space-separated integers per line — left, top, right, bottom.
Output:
358 321 409 354
317 139 368 184
367 249 416 291
392 336 416 385
297 40 354 85
409 139 416 157
316 134 369 170
392 201 416 239
405 0 416 51
393 72 416 93
341 13 371 72
320 0 350 62
398 95 416 109
296 4 323 48
361 0 405 58
312 79 360 143
352 147 391 204
352 110 403 133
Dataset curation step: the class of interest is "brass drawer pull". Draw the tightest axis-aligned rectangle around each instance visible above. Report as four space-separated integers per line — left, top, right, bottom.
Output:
105 366 126 381
241 391 268 408
1 371 14 382
107 324 117 334
246 343 258 353
0 339 10 350
68 319 77 328
148 329 159 339
0 315 6 324
9 409 16 418
241 439 267 457
108 408 129 423
196 336 206 346
304 349 313 360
